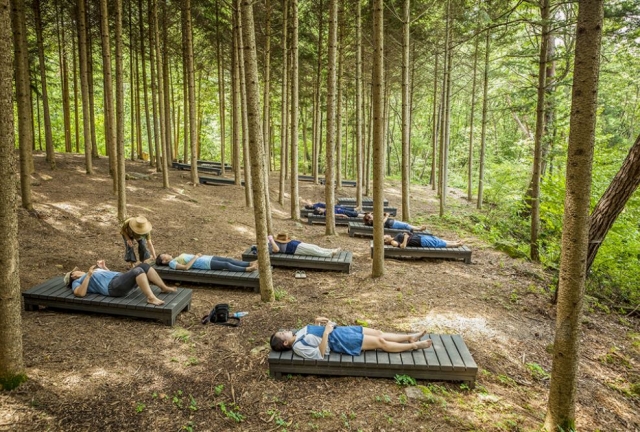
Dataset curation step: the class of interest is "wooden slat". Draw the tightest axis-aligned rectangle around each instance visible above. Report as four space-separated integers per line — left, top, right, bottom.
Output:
153 265 260 291
348 222 431 238
241 248 352 273
373 242 472 264
198 176 244 186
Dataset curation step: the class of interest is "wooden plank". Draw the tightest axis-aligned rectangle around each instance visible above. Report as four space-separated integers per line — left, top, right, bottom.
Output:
152 265 260 291
452 334 478 370
348 222 431 238
375 243 472 264
242 248 352 273
198 176 244 186
441 334 466 371
430 334 453 371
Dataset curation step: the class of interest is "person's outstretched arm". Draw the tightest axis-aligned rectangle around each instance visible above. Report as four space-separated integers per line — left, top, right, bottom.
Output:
73 265 96 297
147 239 156 259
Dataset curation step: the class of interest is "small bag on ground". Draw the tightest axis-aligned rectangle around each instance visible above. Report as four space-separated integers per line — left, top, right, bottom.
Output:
201 303 240 327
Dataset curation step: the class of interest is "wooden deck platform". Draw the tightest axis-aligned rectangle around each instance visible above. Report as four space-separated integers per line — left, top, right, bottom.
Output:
242 248 352 273
269 333 477 387
298 175 317 182
22 276 192 326
372 241 472 264
307 215 363 225
172 162 222 175
361 206 397 215
152 265 260 292
338 197 389 206
300 206 396 218
348 222 431 238
319 178 357 187
197 160 233 170
199 176 244 186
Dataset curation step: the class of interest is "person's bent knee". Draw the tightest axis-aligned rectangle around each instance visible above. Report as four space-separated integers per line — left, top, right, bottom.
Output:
136 262 151 273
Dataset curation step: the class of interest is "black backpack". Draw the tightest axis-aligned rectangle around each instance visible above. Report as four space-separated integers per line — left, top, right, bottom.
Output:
201 303 240 327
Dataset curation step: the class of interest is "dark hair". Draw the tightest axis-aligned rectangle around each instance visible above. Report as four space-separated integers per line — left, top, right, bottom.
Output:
270 333 290 352
363 213 373 226
304 204 313 210
155 255 166 266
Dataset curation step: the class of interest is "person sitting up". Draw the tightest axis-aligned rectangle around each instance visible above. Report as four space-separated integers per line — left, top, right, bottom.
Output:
268 233 341 257
64 260 176 306
156 253 258 272
120 216 156 268
270 316 432 360
384 232 462 249
363 212 427 232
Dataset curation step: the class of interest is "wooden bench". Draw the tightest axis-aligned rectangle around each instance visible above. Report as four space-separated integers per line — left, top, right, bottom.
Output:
199 176 244 186
307 214 363 225
348 222 431 238
372 241 472 264
269 333 477 387
242 248 352 273
319 178 357 187
361 206 397 215
300 206 396 218
22 276 192 326
197 160 233 170
338 197 389 206
172 162 222 175
298 175 316 182
152 265 260 292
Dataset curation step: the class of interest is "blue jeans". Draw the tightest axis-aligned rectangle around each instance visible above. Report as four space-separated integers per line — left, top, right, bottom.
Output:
123 236 150 263
390 221 412 231
209 257 251 272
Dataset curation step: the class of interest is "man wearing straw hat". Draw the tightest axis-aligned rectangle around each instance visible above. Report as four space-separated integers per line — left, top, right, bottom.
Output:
120 216 156 268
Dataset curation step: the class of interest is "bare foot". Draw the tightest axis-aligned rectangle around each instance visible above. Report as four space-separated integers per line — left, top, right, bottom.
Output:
419 225 427 231
160 285 177 293
332 248 342 256
409 330 428 343
247 263 259 272
446 241 463 248
416 339 433 350
147 297 165 306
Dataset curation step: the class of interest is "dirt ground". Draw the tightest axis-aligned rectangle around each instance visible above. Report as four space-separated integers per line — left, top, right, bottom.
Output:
0 153 638 432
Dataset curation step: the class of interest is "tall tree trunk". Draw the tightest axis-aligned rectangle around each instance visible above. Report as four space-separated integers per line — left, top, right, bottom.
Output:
181 9 189 163
232 7 242 185
184 0 198 184
33 0 55 169
365 83 372 196
240 0 274 302
72 32 80 154
115 0 127 220
134 39 143 159
371 0 384 277
544 1 603 429
355 0 363 207
78 0 93 173
530 0 550 262
290 0 299 221
430 51 439 190
162 0 172 174
139 0 153 166
153 0 168 183
401 0 411 220
236 1 253 206
10 0 33 211
100 0 117 190
439 0 452 217
468 28 480 201
336 5 343 188
130 15 136 161
58 3 72 153
0 0 26 391
324 0 338 235
216 0 226 174
278 0 289 205
478 27 490 210
312 0 323 182
87 8 98 160
262 0 272 172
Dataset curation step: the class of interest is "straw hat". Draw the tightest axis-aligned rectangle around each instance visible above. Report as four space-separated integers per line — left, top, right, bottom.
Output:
63 266 80 286
129 216 152 235
275 233 292 243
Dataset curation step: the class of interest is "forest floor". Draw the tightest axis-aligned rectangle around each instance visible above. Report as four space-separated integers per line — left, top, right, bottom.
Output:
1 152 638 432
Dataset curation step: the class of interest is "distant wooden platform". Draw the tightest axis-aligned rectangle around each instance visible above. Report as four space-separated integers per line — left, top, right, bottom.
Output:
269 333 477 387
22 276 192 326
197 160 233 170
348 222 431 238
372 241 472 264
242 248 352 273
319 178 357 187
300 206 396 218
298 175 317 182
338 197 389 206
361 206 397 216
172 162 221 175
152 265 260 292
307 214 363 226
199 176 244 186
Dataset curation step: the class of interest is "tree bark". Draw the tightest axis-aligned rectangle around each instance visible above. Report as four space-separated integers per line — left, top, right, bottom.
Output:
478 27 490 210
430 51 439 190
57 3 72 153
216 0 226 174
10 0 33 211
262 0 272 172
33 0 55 169
290 0 299 221
278 0 289 205
439 0 452 217
371 0 385 277
401 0 411 221
184 0 198 184
355 0 363 208
115 0 127 220
236 1 253 207
240 0 274 302
0 0 26 391
231 6 242 185
544 1 604 429
324 0 338 235
468 29 480 202
86 5 98 159
336 5 343 187
530 0 550 262
153 0 168 183
312 0 323 183
100 0 117 189
162 0 172 176
139 0 153 167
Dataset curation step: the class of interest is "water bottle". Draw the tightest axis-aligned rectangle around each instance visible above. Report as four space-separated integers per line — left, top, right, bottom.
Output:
233 312 248 318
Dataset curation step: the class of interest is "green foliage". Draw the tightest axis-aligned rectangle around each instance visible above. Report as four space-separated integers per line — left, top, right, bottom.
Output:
214 384 224 396
0 373 28 391
394 374 417 387
310 409 332 419
135 402 146 413
217 402 245 423
525 362 550 380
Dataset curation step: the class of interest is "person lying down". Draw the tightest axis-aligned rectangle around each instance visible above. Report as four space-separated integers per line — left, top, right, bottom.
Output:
156 253 259 272
270 316 432 359
384 232 462 248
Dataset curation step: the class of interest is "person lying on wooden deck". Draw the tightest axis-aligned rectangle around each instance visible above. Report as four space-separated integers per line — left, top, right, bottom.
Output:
363 212 427 232
65 261 176 306
155 253 259 272
384 233 462 249
312 206 365 218
270 316 432 360
268 233 341 257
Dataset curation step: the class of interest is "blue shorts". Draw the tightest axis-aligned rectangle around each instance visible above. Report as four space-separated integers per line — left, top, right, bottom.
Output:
328 326 364 356
419 235 447 248
390 221 411 231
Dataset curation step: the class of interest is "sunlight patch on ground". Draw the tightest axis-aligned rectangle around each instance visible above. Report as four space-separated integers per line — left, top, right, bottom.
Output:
232 225 256 239
413 312 504 341
272 207 290 217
